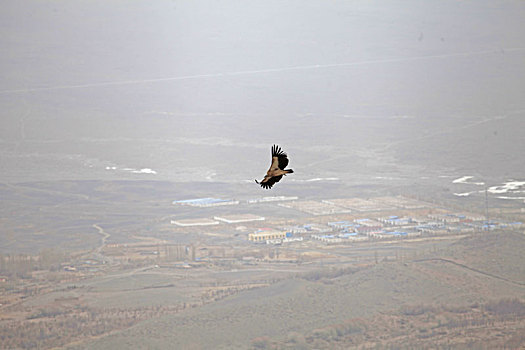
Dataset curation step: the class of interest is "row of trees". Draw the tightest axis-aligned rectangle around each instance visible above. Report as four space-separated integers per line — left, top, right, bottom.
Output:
0 304 189 349
250 298 525 349
0 248 69 279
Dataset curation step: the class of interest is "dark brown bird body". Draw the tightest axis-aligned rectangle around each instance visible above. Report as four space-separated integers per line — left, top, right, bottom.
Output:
255 145 294 189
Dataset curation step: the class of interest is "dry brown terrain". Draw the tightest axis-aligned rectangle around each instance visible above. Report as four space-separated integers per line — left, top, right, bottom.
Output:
40 230 523 350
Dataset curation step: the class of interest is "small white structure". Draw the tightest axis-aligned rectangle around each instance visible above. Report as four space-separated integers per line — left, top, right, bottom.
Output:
283 237 304 243
173 198 239 207
214 214 265 224
247 196 298 204
311 234 343 243
305 224 333 233
249 230 287 242
171 218 219 227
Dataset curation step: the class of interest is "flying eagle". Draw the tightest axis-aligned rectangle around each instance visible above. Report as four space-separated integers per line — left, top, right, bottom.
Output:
255 145 294 189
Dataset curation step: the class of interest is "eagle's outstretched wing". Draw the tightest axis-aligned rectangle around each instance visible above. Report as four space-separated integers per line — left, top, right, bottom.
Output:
270 144 289 170
256 175 283 189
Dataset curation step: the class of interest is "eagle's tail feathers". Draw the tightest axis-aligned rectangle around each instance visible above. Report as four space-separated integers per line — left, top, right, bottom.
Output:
286 169 294 174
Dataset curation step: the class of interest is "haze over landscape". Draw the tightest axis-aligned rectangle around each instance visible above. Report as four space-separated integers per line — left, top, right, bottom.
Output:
1 0 525 349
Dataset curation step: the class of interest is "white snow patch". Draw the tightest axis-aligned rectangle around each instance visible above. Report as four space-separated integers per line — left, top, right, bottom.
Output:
453 176 473 183
488 181 525 194
105 166 157 175
290 178 340 183
131 168 157 174
205 172 216 181
453 192 473 197
374 176 396 180
452 176 485 185
305 177 339 182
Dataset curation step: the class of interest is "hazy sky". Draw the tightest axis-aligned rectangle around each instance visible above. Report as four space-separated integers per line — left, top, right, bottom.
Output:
1 0 524 183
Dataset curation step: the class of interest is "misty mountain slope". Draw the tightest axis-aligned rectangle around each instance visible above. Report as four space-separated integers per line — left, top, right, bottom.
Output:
70 233 525 349
447 231 525 283
391 112 525 178
2 0 525 184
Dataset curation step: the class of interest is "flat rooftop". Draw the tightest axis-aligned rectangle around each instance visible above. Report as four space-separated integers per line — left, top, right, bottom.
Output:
247 196 298 203
214 214 265 224
170 218 219 227
172 198 239 207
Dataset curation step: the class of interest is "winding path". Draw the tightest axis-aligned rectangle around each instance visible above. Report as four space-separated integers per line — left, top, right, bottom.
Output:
92 224 110 254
